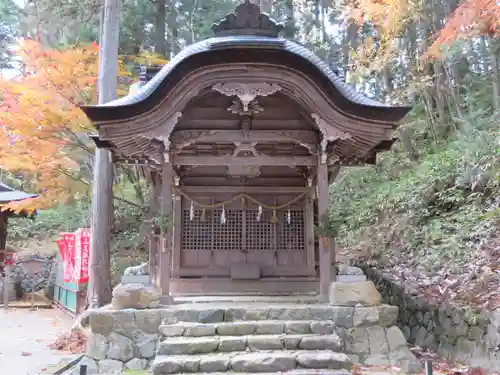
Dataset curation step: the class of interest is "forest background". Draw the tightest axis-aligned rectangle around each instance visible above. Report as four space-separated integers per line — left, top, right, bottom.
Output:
0 0 498 309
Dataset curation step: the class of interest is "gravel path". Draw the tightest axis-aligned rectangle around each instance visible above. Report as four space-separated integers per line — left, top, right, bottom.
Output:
0 308 79 375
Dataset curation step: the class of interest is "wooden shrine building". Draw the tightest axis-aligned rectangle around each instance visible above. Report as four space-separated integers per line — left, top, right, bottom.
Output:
81 0 411 301
0 183 38 274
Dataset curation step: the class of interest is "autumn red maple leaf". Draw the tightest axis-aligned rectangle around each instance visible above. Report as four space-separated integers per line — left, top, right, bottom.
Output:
425 0 499 59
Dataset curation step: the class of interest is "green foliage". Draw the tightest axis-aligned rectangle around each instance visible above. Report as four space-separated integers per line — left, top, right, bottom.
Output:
0 0 20 69
8 200 91 242
8 197 149 285
315 212 345 238
330 109 499 267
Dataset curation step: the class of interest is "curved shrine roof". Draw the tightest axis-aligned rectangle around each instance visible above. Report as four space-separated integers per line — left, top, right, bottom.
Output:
81 0 412 166
81 0 411 123
0 183 38 203
82 36 410 123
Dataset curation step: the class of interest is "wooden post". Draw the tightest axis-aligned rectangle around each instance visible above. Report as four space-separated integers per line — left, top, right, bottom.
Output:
0 213 7 265
330 239 336 282
149 172 162 285
87 0 120 308
3 264 9 309
172 190 182 275
304 188 315 275
317 155 331 303
160 157 173 303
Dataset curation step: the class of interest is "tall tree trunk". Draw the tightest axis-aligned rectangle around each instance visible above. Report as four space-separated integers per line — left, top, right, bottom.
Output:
260 0 272 13
166 0 179 57
283 0 295 39
342 23 359 81
87 0 119 308
489 38 500 112
154 0 166 56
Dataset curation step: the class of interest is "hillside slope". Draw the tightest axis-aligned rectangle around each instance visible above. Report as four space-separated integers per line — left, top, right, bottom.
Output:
332 116 499 311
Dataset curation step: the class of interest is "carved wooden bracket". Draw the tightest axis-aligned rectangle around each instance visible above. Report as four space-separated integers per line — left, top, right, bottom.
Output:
171 130 222 151
233 142 259 156
212 83 282 112
146 139 166 165
227 142 261 177
311 113 351 164
146 112 183 152
267 130 318 155
227 99 264 116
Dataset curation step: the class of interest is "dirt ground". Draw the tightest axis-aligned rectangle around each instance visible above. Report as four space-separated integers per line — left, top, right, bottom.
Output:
0 308 80 375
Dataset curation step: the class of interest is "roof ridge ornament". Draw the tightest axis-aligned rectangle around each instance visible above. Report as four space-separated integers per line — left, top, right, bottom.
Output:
211 0 284 37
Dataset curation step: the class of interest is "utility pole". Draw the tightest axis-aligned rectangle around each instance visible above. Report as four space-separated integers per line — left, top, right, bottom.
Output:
87 0 120 308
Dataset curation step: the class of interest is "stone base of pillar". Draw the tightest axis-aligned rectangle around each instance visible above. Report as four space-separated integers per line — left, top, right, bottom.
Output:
159 294 173 305
111 283 161 309
329 280 382 306
121 275 151 284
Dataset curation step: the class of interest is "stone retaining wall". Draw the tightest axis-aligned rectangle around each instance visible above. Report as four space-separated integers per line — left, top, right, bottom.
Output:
78 303 420 374
10 255 54 293
79 309 162 374
362 266 500 370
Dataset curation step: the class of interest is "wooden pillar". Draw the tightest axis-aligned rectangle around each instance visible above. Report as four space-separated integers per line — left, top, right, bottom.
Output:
171 190 182 276
317 155 331 303
304 188 315 276
328 163 340 283
0 213 7 274
160 157 173 303
88 148 114 307
148 172 161 286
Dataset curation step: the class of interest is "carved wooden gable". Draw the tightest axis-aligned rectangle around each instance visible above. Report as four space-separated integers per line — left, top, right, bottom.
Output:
80 0 411 169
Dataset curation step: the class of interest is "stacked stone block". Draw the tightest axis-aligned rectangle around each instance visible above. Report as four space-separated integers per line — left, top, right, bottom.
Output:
78 303 419 374
75 265 420 374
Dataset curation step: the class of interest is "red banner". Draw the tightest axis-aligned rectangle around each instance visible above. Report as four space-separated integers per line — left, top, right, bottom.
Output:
4 252 15 265
57 229 90 284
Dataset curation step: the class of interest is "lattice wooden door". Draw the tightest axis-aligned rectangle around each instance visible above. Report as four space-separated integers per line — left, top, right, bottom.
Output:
181 206 307 276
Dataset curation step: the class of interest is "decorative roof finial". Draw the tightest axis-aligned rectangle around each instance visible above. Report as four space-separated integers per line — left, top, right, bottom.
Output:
211 0 284 37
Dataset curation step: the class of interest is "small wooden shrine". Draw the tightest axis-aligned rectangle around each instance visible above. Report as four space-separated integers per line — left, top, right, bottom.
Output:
81 0 411 301
0 183 38 273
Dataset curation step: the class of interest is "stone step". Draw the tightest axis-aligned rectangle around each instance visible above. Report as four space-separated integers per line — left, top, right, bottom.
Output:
173 295 320 305
159 320 337 337
150 350 353 374
160 304 399 327
157 334 343 355
157 371 351 375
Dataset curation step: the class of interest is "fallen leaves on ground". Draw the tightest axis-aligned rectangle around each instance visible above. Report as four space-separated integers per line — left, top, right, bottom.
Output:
48 331 87 353
349 345 499 375
355 361 494 375
361 226 500 311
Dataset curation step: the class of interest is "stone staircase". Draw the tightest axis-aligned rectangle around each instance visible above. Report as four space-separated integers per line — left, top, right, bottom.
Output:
149 303 419 375
78 278 421 375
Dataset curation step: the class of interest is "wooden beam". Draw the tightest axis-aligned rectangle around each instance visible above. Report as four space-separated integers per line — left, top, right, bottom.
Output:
183 186 312 193
171 130 319 149
173 155 317 166
181 177 306 187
